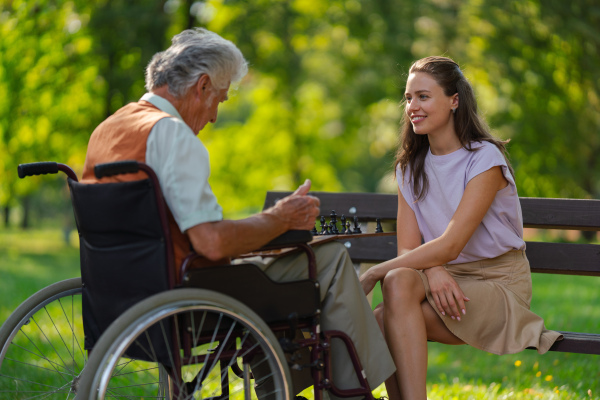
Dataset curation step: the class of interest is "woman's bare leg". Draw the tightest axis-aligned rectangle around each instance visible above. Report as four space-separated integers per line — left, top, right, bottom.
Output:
374 304 402 400
421 301 464 345
382 268 428 400
380 268 464 400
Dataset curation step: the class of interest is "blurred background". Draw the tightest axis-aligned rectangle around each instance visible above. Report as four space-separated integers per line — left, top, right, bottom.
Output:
0 1 599 398
1 0 599 226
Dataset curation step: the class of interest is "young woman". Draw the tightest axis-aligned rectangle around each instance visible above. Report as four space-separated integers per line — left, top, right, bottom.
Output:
359 56 562 400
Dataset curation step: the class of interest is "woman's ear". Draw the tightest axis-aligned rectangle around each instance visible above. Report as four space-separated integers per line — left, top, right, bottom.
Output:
451 93 459 110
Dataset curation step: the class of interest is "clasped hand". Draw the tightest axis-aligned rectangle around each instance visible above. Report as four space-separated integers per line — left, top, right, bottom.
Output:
359 268 379 297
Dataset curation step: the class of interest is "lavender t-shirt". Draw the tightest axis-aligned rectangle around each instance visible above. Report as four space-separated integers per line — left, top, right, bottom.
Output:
397 141 525 264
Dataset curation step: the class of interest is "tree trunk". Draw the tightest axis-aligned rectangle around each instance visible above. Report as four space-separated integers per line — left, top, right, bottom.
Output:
21 196 30 229
3 206 9 227
186 0 195 29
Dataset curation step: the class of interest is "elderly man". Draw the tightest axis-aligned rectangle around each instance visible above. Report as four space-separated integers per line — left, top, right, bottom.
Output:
82 28 394 398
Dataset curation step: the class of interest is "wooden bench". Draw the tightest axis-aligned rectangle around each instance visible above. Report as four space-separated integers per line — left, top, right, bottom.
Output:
263 191 600 356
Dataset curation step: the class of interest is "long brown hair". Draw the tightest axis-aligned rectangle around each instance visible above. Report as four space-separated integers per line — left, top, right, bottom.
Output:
394 56 513 201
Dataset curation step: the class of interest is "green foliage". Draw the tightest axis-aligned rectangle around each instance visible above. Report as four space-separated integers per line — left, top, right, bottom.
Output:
0 0 103 208
87 0 170 116
456 0 600 198
1 0 599 220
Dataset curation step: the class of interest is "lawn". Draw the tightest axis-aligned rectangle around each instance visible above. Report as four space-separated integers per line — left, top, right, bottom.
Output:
1 228 598 399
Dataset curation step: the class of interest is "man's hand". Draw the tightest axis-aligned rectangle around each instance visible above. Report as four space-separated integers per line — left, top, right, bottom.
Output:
267 179 320 231
424 266 469 321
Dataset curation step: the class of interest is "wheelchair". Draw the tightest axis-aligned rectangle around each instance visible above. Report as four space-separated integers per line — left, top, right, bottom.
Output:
0 160 378 400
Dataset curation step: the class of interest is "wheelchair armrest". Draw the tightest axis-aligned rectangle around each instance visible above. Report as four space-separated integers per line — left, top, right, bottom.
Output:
179 230 317 285
259 230 313 250
258 230 317 281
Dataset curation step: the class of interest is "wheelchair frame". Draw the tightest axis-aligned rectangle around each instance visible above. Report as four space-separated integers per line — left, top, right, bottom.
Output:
0 160 378 400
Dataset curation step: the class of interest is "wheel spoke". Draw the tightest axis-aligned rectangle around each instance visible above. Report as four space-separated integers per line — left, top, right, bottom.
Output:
79 291 290 400
0 280 84 400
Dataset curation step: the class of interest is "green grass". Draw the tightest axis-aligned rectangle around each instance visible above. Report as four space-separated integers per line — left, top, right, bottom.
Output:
1 228 599 399
0 228 80 324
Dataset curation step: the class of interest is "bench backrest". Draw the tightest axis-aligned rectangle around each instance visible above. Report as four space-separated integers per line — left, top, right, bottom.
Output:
264 192 600 276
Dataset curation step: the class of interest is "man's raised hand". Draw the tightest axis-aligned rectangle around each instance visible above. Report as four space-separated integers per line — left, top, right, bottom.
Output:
269 179 320 231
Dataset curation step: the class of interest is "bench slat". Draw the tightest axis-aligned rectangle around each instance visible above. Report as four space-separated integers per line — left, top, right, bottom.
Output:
334 236 600 276
265 192 600 230
521 198 600 231
525 242 600 276
547 332 600 355
264 191 398 220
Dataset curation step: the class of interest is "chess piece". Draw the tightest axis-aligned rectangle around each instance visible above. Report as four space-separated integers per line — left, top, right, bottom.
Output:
375 218 383 233
320 216 327 235
330 210 339 234
311 224 318 235
352 216 362 234
340 214 346 230
345 221 352 234
325 223 332 235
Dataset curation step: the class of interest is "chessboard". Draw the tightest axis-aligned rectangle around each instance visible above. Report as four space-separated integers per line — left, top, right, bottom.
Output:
240 210 395 258
309 210 394 245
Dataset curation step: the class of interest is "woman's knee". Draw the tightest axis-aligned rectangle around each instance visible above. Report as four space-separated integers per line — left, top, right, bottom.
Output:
381 267 422 304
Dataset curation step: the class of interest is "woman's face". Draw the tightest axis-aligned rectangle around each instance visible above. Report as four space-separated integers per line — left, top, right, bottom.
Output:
404 72 458 137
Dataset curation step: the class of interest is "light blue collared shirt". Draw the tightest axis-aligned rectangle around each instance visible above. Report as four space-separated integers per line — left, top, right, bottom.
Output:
142 93 223 232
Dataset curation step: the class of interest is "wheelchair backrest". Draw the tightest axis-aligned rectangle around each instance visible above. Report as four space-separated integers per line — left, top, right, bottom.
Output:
68 178 171 352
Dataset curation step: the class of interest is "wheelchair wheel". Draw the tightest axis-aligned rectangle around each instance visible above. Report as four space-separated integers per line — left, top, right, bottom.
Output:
76 288 293 400
0 277 84 399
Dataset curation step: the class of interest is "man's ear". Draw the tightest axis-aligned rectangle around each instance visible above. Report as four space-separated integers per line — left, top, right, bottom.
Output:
195 74 211 98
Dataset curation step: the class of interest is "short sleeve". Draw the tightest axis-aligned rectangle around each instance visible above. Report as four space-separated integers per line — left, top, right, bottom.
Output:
396 164 417 212
146 118 223 232
465 142 514 186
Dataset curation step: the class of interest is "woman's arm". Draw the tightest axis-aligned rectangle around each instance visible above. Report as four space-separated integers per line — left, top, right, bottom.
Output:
360 186 422 295
396 186 422 256
363 166 507 292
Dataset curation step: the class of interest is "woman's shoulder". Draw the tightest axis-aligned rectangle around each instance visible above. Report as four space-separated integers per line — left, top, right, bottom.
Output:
469 140 505 161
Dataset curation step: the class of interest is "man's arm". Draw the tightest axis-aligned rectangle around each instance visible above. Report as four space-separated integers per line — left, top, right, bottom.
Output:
187 179 320 260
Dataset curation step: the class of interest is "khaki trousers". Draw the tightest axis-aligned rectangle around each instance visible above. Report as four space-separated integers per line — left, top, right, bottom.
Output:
251 241 395 399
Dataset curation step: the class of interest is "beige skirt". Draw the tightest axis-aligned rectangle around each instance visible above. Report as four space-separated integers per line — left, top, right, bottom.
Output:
415 250 562 355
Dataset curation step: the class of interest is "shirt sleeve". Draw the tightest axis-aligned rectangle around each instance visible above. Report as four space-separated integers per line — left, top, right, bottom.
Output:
396 164 417 212
145 117 223 232
465 142 515 186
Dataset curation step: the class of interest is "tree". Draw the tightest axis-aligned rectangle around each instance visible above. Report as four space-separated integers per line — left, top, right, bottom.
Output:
457 0 600 199
0 0 103 227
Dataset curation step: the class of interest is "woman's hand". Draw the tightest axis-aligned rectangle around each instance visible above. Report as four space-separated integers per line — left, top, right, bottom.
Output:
359 268 379 296
424 266 469 320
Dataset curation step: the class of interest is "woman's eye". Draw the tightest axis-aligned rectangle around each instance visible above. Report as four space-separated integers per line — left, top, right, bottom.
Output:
419 94 428 100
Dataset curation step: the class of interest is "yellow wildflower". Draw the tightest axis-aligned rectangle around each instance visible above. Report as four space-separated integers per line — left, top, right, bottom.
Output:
545 375 553 382
514 360 522 367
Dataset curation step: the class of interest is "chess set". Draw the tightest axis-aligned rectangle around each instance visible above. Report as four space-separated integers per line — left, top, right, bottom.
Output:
311 210 384 236
241 211 391 259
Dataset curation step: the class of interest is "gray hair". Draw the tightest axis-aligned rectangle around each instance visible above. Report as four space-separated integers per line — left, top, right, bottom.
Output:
145 28 248 97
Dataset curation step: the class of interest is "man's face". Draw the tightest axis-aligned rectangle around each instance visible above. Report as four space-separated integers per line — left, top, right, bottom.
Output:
183 76 230 134
196 84 230 132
